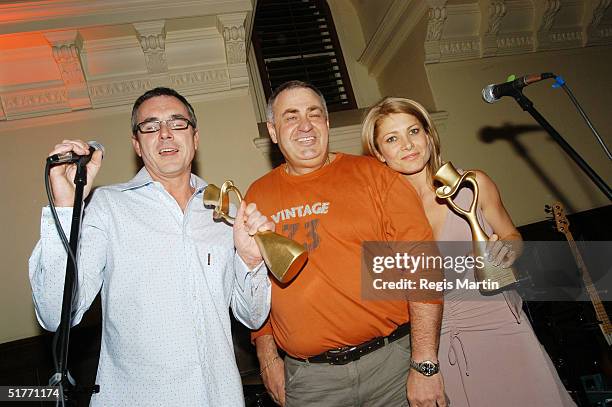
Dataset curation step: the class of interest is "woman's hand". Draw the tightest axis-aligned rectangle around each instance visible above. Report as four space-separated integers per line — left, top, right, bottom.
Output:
485 234 521 268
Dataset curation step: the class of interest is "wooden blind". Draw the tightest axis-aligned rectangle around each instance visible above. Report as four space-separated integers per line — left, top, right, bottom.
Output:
252 0 357 112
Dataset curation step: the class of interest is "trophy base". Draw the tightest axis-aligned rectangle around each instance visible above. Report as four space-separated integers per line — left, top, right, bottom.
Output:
275 251 309 284
256 231 308 284
475 263 518 294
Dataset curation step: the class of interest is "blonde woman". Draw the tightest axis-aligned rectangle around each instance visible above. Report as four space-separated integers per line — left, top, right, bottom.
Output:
361 96 576 407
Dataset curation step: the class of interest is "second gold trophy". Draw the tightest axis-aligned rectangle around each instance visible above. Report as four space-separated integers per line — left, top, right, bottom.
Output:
204 180 308 283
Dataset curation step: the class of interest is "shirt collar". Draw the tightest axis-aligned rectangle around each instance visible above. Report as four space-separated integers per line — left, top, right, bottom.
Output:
117 167 207 193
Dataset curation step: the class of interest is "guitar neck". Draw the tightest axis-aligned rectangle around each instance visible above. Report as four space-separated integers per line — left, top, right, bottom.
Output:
563 230 612 337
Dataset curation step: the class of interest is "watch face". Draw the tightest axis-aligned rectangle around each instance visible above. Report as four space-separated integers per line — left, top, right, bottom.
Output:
411 360 439 376
419 361 439 376
421 362 436 376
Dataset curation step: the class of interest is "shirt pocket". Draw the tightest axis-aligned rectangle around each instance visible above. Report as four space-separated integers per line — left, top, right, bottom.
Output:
196 243 235 306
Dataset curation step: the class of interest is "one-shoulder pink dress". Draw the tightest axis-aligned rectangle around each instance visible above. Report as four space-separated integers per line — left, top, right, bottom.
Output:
437 187 576 406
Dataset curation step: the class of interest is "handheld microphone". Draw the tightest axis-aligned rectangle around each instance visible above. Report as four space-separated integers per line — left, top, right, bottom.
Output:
47 141 105 165
482 73 556 103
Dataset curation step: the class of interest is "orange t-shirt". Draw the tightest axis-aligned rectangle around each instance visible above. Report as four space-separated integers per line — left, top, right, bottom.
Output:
247 153 435 358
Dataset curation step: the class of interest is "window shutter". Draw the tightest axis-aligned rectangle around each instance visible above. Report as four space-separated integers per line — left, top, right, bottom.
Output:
252 0 357 112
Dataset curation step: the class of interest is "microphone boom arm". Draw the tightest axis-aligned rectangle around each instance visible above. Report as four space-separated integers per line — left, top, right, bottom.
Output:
509 89 611 200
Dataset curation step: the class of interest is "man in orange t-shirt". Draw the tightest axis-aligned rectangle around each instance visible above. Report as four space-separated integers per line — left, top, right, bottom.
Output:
247 81 445 407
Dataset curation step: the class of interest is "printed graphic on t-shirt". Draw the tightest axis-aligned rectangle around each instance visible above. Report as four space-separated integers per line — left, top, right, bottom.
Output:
271 201 330 223
282 219 320 251
271 201 329 252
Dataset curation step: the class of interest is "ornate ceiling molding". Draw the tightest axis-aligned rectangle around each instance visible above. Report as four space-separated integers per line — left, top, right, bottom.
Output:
426 2 482 63
357 0 612 68
217 13 249 88
0 87 248 133
2 85 70 119
43 30 91 111
0 0 252 34
0 0 253 121
585 0 612 45
535 0 582 50
133 20 168 75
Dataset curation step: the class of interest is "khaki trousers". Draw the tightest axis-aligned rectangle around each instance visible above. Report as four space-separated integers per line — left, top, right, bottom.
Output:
284 334 411 407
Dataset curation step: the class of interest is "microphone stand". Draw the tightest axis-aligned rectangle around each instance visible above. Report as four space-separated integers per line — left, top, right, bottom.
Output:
49 156 99 404
508 88 612 201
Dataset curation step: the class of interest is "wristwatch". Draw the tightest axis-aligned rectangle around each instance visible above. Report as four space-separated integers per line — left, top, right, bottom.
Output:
410 359 440 376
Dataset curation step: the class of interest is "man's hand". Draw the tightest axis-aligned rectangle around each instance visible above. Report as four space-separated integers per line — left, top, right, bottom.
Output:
407 370 446 407
255 335 286 406
48 139 103 207
234 201 274 269
261 356 286 406
408 301 445 406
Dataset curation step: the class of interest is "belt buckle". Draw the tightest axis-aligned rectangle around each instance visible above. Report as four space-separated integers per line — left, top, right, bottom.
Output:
326 346 357 365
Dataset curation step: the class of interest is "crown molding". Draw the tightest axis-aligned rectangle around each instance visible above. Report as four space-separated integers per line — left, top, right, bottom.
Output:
170 66 232 93
0 0 252 122
584 0 612 45
1 84 70 120
358 0 428 76
167 26 221 44
535 0 585 51
358 0 611 66
0 87 249 132
0 0 252 35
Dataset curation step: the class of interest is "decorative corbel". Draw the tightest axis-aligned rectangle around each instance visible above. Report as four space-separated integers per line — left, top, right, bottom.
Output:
424 0 448 63
487 1 507 35
482 0 508 56
535 0 562 49
133 20 168 74
217 13 248 88
426 4 448 42
585 0 612 45
43 30 91 110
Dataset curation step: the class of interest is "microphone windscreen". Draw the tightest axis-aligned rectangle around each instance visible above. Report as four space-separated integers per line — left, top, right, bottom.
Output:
481 84 498 104
87 141 105 159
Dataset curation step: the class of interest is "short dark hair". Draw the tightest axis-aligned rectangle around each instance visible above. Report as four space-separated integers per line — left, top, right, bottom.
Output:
131 87 197 136
266 80 328 123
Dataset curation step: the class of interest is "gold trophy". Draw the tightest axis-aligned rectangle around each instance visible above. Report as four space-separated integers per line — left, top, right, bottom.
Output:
434 162 517 292
203 180 308 283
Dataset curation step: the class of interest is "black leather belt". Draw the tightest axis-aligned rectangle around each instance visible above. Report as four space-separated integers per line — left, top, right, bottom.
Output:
289 323 410 365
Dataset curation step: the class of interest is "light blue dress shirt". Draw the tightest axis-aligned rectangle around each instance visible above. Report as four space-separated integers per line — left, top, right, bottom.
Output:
29 168 271 406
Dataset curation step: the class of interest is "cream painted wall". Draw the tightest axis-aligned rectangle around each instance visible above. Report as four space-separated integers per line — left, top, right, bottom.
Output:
377 13 437 111
0 92 271 343
0 108 134 343
424 46 611 226
349 0 395 44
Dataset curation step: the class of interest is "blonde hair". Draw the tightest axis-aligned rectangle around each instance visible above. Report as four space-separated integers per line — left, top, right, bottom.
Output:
361 97 442 182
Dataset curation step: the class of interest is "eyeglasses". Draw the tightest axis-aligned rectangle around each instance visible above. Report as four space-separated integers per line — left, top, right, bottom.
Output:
136 118 194 134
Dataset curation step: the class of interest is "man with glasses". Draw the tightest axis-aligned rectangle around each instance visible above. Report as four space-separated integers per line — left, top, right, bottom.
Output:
29 87 273 406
